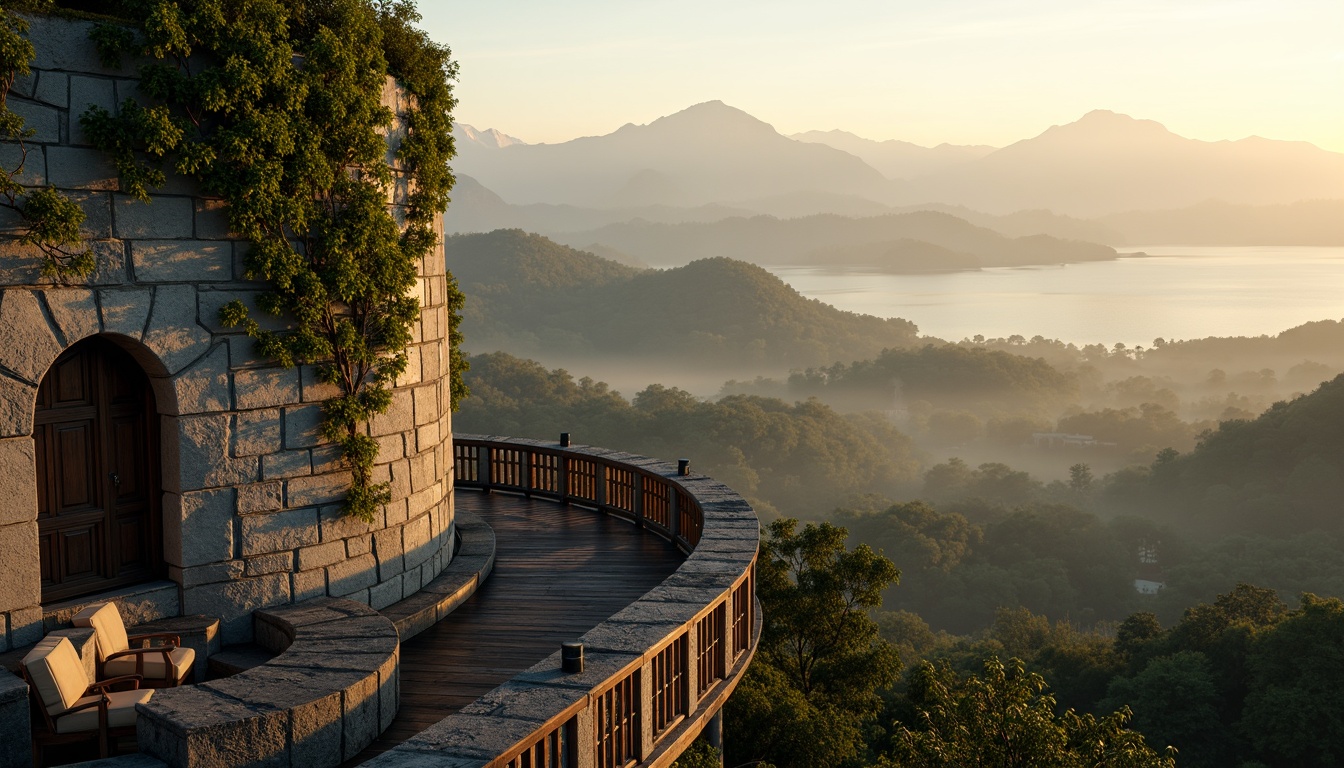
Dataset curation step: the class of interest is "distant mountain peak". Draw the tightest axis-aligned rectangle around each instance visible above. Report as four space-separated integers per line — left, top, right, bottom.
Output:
639 100 779 136
456 124 526 148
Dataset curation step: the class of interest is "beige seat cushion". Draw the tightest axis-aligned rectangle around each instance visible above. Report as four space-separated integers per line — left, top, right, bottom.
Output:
21 636 89 715
104 645 196 682
53 688 153 734
72 602 130 660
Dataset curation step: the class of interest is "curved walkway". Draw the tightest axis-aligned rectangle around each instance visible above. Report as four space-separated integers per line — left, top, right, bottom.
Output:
351 490 685 763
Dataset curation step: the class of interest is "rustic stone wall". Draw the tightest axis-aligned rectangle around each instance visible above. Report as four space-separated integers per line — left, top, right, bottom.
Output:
0 14 456 646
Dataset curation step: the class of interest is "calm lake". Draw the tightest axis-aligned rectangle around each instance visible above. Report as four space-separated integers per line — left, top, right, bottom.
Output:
768 246 1344 348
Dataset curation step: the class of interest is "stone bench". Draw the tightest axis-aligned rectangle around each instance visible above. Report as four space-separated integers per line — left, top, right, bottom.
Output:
136 597 399 768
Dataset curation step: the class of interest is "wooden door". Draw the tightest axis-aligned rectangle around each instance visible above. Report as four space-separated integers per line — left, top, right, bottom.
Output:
35 337 162 603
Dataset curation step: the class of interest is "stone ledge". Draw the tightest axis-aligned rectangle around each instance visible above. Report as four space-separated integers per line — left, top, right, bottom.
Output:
136 597 399 768
378 508 495 642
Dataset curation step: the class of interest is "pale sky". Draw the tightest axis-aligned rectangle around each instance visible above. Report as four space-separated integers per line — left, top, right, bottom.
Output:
418 0 1344 152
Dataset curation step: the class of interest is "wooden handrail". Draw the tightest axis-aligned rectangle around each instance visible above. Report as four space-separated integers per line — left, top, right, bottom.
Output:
371 435 761 768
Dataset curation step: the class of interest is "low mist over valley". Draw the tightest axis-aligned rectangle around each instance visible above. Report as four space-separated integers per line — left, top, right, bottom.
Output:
443 90 1344 767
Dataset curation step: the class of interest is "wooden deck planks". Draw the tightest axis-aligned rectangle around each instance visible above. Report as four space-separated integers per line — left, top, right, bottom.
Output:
349 490 684 764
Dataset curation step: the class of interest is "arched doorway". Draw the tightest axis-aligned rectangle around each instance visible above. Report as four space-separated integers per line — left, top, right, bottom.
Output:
34 336 163 603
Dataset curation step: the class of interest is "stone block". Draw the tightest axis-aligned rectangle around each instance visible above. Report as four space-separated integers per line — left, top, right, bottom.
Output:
133 240 232 283
237 481 283 514
383 498 407 527
394 346 421 387
283 404 325 449
0 523 39 614
162 489 235 568
69 75 117 145
143 284 212 375
138 685 290 768
388 458 412 500
26 16 128 76
71 189 114 239
412 384 438 426
8 604 42 648
319 505 377 542
368 389 413 437
0 377 36 439
293 568 327 602
328 553 377 598
343 673 381 760
419 343 442 385
198 289 290 335
402 514 433 571
300 364 341 403
183 571 291 644
233 409 281 457
310 445 345 474
0 144 42 190
346 534 372 558
10 99 59 143
263 449 312 480
369 575 402 611
162 414 259 492
409 449 436 493
235 367 301 410
287 471 353 508
406 484 439 519
374 433 405 462
98 286 152 340
40 287 99 347
297 541 345 571
373 527 404 578
241 507 319 557
45 145 118 190
179 560 245 589
245 552 294 577
0 439 36 524
114 194 193 239
0 669 30 768
194 198 234 239
0 289 62 384
32 71 65 106
171 343 232 415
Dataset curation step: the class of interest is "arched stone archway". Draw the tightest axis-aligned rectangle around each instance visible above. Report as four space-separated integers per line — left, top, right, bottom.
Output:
35 336 165 602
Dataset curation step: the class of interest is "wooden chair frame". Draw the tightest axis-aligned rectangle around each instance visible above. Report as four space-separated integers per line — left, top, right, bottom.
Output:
19 665 143 767
102 630 194 688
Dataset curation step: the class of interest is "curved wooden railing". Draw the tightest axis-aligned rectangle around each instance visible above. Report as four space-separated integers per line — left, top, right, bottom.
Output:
366 435 761 768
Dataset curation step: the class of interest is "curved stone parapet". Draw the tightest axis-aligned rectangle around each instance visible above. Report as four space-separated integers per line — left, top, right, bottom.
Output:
136 597 399 768
365 435 760 768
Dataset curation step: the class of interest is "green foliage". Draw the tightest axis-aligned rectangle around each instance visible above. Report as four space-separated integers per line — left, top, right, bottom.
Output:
890 657 1175 768
76 0 460 520
726 518 900 768
0 1 93 278
790 343 1078 414
669 739 723 768
446 230 920 367
455 351 922 518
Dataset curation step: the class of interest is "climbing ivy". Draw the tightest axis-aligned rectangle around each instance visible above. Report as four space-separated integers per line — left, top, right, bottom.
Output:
76 0 466 520
0 0 94 279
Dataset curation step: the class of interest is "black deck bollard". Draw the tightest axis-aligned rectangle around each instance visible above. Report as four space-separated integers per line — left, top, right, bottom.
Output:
561 642 584 673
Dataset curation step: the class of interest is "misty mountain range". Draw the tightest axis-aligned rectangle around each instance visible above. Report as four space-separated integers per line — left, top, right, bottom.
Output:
448 101 1344 245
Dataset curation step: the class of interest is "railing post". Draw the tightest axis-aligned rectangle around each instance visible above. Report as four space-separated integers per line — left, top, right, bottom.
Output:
522 447 533 496
669 484 680 542
477 446 491 493
633 474 644 528
559 454 570 504
596 462 607 510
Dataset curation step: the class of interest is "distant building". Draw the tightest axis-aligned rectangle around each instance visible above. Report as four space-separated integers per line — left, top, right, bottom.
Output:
1134 541 1165 594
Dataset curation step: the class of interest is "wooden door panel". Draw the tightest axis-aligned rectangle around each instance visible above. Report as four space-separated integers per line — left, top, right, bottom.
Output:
36 337 162 603
55 422 98 512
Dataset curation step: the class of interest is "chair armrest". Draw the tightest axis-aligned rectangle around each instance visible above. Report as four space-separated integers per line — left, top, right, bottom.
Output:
59 692 111 716
88 675 142 693
127 632 181 648
107 646 174 662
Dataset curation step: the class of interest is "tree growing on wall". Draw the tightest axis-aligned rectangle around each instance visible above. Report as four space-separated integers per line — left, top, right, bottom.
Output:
60 0 467 520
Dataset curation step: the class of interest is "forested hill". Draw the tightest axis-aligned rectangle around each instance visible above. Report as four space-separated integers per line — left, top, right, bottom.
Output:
550 210 1118 270
446 230 920 367
1112 374 1344 534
